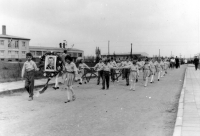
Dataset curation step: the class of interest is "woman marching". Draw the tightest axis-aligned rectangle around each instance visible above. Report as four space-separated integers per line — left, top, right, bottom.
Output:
120 60 139 91
149 58 157 83
78 59 91 84
142 58 151 87
155 58 162 81
63 55 78 103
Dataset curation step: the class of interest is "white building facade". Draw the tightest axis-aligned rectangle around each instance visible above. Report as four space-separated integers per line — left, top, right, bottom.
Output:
0 26 30 61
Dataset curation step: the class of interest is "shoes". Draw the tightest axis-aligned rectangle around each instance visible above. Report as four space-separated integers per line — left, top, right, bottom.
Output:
126 84 129 86
158 79 159 81
64 100 71 103
150 82 152 83
84 81 87 84
101 87 105 90
53 87 59 90
28 97 33 101
136 79 138 82
79 82 82 85
97 83 99 85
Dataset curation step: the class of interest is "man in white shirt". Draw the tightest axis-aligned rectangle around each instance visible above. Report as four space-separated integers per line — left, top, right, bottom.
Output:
110 57 117 82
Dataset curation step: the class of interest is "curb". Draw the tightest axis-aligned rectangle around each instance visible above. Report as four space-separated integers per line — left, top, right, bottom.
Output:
172 66 187 136
0 83 55 96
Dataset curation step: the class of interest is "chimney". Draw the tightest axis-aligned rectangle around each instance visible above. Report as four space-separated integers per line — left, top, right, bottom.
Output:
2 25 6 35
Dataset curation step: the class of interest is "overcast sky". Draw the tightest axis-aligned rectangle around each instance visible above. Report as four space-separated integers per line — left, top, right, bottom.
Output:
0 0 200 58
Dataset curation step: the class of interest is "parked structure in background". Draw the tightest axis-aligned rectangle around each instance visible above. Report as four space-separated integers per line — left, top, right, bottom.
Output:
0 25 30 61
101 52 148 60
0 26 84 62
30 46 83 62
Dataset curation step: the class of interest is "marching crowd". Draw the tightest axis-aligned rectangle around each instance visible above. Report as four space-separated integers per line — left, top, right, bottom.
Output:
22 50 185 103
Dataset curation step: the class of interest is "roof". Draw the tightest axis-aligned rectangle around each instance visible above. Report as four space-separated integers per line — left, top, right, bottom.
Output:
30 46 83 52
102 52 149 57
0 34 30 40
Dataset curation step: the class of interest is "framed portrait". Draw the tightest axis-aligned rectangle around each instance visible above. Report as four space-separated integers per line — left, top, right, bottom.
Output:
44 55 57 72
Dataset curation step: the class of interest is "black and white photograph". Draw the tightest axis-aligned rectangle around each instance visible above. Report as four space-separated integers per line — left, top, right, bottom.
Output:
0 0 200 136
44 55 57 72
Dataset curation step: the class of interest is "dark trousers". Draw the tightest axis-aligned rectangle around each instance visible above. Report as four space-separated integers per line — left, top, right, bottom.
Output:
195 64 199 70
110 69 116 81
97 70 103 84
124 69 130 84
122 69 125 79
25 70 35 97
102 71 110 89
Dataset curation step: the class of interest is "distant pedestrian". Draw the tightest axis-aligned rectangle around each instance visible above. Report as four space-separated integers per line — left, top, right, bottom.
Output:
194 56 199 70
175 56 179 69
149 58 156 83
21 53 39 101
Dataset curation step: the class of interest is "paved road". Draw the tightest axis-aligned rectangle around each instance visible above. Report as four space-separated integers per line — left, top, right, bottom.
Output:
0 65 186 136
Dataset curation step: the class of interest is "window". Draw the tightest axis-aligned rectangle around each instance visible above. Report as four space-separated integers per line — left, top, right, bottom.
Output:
15 41 19 48
36 51 42 56
78 53 82 57
0 50 4 55
0 40 4 45
8 51 11 54
30 51 35 56
43 51 47 55
72 53 77 57
22 41 26 47
22 51 26 55
1 59 4 61
15 51 19 54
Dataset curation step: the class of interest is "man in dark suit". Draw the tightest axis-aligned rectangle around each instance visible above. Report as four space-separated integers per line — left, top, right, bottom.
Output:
46 57 54 70
194 56 199 70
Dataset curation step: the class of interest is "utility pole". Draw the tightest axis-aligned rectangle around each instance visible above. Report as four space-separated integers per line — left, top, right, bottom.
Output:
171 51 172 57
159 49 160 58
108 41 110 56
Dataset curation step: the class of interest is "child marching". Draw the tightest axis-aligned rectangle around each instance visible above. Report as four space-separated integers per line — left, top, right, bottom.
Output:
149 58 157 83
78 59 91 84
21 53 39 101
142 59 151 87
120 60 139 91
63 55 77 103
93 58 104 85
155 58 162 81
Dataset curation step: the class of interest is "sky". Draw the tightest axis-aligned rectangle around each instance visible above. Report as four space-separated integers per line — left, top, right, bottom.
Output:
0 0 200 58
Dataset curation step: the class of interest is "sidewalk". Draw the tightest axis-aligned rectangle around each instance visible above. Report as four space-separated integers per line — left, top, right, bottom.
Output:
0 78 56 95
173 64 200 136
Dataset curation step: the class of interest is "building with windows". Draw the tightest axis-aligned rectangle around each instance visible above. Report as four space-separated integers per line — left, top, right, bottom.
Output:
0 25 84 62
0 25 30 61
30 46 84 62
101 52 149 60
